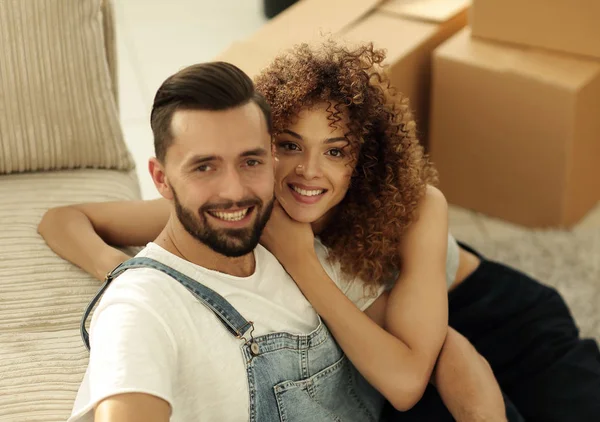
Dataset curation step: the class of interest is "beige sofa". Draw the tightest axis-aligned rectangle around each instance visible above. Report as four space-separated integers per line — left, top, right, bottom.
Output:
0 1 140 420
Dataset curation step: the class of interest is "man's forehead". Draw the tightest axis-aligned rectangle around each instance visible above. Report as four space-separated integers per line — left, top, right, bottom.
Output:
167 106 270 163
171 104 264 135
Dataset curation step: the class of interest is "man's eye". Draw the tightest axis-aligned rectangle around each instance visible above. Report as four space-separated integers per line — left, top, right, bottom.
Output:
246 159 261 167
197 165 211 172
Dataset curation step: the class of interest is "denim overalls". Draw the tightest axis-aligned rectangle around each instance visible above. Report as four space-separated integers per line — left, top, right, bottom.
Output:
81 257 384 421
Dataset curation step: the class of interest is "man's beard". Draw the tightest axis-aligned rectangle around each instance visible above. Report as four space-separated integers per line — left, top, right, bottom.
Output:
172 189 274 258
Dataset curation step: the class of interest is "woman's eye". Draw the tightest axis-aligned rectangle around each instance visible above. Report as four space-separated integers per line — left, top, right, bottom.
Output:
327 148 344 158
278 142 300 152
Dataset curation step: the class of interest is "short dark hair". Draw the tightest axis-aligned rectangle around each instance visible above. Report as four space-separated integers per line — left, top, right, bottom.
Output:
150 62 272 161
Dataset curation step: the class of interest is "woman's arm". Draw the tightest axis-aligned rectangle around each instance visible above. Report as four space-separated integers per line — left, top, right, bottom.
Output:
38 199 170 280
260 187 448 411
365 296 507 421
433 328 507 422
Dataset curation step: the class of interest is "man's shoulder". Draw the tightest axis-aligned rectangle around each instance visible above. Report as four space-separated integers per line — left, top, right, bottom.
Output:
98 264 188 316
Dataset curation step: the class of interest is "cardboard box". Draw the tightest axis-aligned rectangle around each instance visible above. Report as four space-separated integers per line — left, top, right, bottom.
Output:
471 0 600 60
214 41 278 78
247 0 383 51
217 0 469 147
341 0 468 146
380 0 470 23
429 29 600 228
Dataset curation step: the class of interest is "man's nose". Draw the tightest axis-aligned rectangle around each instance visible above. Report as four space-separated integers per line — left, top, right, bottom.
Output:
218 167 247 202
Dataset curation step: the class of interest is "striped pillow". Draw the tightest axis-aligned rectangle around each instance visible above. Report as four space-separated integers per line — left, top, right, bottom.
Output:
0 0 134 174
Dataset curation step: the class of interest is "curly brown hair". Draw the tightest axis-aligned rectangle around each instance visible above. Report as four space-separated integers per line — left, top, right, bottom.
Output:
254 41 438 288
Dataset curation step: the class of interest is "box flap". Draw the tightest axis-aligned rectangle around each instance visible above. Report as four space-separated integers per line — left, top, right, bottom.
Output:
248 0 384 50
379 0 470 23
339 11 437 62
470 0 600 60
435 29 600 91
214 41 279 78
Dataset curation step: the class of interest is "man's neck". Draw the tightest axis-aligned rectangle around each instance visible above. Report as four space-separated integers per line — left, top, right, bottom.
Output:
154 215 256 277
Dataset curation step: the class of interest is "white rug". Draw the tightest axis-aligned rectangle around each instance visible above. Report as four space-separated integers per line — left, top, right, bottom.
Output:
451 212 600 342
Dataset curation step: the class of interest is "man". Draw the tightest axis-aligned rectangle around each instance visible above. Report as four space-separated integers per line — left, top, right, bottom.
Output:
58 62 507 421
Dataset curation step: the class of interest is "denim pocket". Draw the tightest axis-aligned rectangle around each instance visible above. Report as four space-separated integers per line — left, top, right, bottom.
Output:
273 355 378 422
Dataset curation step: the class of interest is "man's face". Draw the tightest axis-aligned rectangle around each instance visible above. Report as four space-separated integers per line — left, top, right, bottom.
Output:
163 103 275 257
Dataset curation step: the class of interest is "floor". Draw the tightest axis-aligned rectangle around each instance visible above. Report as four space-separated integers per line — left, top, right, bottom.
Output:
113 0 600 241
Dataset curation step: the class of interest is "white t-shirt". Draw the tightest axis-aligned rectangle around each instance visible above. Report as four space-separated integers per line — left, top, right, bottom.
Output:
313 234 461 312
69 242 321 422
313 238 386 311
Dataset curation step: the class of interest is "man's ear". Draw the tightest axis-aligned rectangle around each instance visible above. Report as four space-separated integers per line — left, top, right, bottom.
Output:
149 157 174 200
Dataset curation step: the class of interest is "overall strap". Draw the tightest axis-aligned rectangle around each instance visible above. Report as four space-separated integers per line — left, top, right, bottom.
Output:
80 257 254 350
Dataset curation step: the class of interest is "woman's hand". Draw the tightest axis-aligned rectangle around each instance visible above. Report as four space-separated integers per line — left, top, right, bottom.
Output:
260 200 315 268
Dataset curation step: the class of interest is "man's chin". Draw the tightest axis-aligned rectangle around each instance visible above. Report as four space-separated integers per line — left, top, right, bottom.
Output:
201 228 260 257
207 240 258 258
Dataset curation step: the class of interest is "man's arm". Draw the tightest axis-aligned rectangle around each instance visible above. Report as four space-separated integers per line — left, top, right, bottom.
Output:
72 292 177 421
95 393 170 422
433 328 507 422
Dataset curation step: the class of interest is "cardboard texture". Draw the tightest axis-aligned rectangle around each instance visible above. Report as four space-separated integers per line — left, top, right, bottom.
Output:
380 0 470 23
214 41 278 78
471 0 600 60
342 1 468 146
248 0 384 51
216 0 469 147
429 29 600 228
339 13 438 144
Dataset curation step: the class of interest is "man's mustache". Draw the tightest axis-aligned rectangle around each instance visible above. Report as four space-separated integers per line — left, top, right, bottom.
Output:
201 198 261 212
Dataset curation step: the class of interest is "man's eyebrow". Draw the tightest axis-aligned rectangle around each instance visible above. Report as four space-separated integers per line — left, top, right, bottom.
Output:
240 148 268 157
185 155 219 167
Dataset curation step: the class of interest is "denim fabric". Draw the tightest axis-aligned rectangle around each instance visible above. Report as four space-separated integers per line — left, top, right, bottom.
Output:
82 257 384 422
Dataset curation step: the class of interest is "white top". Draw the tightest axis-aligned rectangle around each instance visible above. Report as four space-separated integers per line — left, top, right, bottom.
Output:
68 242 320 422
313 238 385 311
313 233 461 311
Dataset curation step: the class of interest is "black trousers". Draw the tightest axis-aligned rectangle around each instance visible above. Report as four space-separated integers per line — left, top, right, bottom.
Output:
384 244 600 422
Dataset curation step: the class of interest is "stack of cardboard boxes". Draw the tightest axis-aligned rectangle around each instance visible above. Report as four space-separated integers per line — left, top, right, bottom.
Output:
430 0 600 228
215 0 470 147
214 0 599 228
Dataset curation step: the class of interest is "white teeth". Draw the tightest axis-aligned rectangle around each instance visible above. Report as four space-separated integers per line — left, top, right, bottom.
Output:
210 208 249 222
291 185 324 197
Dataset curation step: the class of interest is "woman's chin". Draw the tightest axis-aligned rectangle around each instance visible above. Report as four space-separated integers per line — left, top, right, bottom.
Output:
281 204 323 225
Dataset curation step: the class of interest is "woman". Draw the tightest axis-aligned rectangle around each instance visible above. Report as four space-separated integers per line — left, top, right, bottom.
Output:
39 42 599 421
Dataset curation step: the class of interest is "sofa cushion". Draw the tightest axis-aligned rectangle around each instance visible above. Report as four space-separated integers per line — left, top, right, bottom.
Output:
102 0 119 103
0 0 134 174
0 169 140 421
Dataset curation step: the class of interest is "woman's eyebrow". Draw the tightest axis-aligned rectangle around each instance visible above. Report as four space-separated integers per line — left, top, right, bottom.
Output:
282 129 302 139
324 137 348 144
282 129 347 144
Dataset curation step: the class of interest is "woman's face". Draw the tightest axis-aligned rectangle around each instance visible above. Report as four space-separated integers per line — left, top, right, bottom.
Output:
273 103 356 228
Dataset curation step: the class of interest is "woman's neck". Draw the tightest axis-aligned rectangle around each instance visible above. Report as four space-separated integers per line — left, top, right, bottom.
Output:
311 207 337 235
